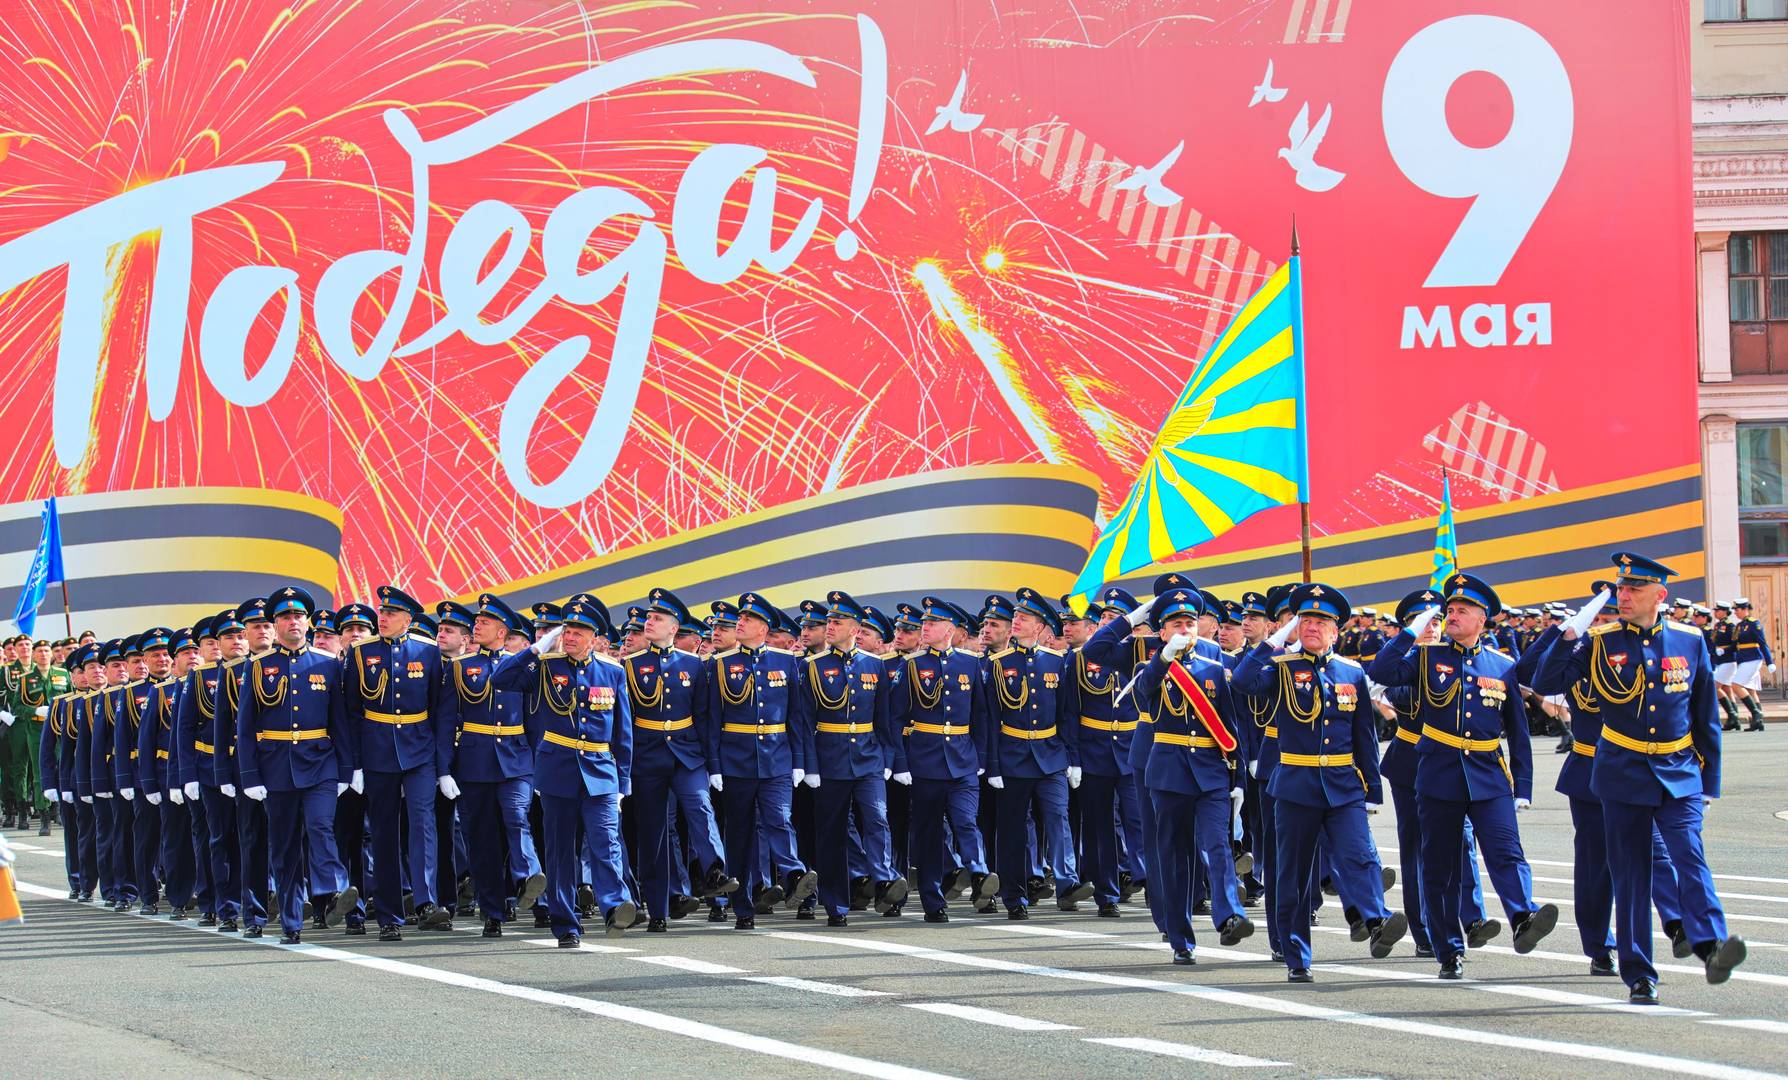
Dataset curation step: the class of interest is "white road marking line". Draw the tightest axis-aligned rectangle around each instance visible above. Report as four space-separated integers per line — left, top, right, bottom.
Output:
517 937 636 954
15 879 959 1080
1086 1036 1289 1067
743 975 893 997
1521 875 1788 906
992 925 1113 939
1366 885 1788 930
1309 962 1708 1016
770 932 1787 1080
1378 846 1788 888
631 955 750 975
1703 1020 1788 1035
901 1002 1078 1031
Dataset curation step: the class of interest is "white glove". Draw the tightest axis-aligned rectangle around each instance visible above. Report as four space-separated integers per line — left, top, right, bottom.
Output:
184 782 200 801
0 710 12 726
790 770 802 787
1229 786 1244 810
884 768 892 781
1562 589 1610 638
976 768 985 777
987 775 1005 790
1515 797 1531 811
710 773 725 792
220 783 236 798
337 782 349 796
244 785 268 801
1249 759 1259 779
1160 633 1192 663
146 791 161 805
1406 606 1439 639
120 787 135 801
438 774 461 800
1268 617 1300 649
1771 664 1778 674
1364 802 1380 815
803 772 820 788
350 768 364 794
893 771 912 786
534 625 564 653
1702 794 1714 807
63 791 75 803
34 705 48 719
81 794 93 803
96 790 112 799
1125 603 1153 628
1066 766 1082 789
43 788 58 802
169 788 184 805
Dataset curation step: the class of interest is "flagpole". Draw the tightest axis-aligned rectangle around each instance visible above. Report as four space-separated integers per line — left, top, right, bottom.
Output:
59 580 72 637
1290 217 1313 583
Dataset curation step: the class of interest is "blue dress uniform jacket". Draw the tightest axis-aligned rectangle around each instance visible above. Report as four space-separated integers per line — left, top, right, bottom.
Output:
623 645 710 774
1377 685 1421 790
983 643 1075 778
90 684 127 795
112 680 151 792
795 646 902 780
897 646 986 781
1368 633 1534 802
71 692 99 799
1536 618 1721 804
1232 645 1382 808
491 648 633 799
1732 617 1774 667
704 644 804 778
1064 645 1132 777
1134 652 1240 795
440 649 533 783
234 645 354 792
136 676 183 793
344 636 451 775
210 657 251 787
174 663 226 789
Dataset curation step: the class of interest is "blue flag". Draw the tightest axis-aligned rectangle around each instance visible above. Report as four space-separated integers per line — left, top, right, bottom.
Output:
1428 472 1459 592
12 498 66 637
1071 257 1309 608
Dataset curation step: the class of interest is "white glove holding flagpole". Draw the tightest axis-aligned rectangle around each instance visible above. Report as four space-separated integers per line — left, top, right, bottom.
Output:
1562 589 1611 638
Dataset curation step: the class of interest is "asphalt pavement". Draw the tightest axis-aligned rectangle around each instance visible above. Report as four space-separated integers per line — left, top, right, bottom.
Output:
4 732 1786 1080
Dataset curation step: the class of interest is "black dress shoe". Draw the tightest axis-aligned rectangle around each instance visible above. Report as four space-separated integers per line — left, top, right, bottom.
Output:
517 872 547 909
1439 956 1465 980
701 865 741 898
302 898 313 921
795 906 816 921
220 918 239 933
345 920 366 936
575 884 595 916
1348 916 1368 942
1414 943 1435 959
418 903 454 931
243 924 265 938
328 886 357 928
924 910 949 924
1589 951 1617 977
1270 949 1285 963
198 913 218 927
1006 906 1029 921
1118 872 1139 902
1320 876 1337 896
1192 899 1211 916
671 893 704 919
754 884 784 914
1024 876 1050 904
849 876 872 911
1242 889 1263 909
1219 915 1255 947
402 890 415 917
942 867 969 900
1465 918 1501 948
311 911 328 931
875 877 910 914
483 918 504 938
1706 936 1748 984
1628 979 1659 1005
734 915 756 931
558 935 581 949
1172 949 1195 965
971 872 1000 905
279 931 302 945
379 925 403 942
1058 881 1095 909
1287 968 1314 983
1665 920 1692 959
457 875 475 910
647 918 668 933
784 870 818 910
169 907 189 921
605 901 637 938
827 914 848 927
141 903 160 917
707 905 729 922
1097 903 1121 918
534 910 552 929
1512 904 1558 954
1369 912 1409 958
1381 866 1396 891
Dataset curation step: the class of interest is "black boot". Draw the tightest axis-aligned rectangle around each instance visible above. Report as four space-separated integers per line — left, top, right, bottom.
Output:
1720 698 1743 731
1744 697 1767 732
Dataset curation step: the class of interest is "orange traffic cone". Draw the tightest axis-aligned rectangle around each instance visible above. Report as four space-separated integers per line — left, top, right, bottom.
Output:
0 865 21 926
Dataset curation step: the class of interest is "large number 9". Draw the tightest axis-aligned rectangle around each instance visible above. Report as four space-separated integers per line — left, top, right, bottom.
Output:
1383 15 1573 289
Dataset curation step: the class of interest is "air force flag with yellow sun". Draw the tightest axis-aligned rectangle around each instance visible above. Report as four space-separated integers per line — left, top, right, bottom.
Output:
1070 256 1309 609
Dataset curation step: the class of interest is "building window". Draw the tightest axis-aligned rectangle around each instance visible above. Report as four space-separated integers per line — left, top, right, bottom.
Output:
1707 0 1788 20
1739 422 1788 562
1730 232 1788 375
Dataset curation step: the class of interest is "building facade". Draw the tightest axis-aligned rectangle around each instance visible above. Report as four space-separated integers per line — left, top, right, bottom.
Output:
1694 1 1788 668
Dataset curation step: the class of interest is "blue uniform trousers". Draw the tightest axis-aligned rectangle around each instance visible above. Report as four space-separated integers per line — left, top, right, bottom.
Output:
634 761 724 919
1604 795 1728 987
462 778 540 919
236 795 269 927
333 789 370 922
97 798 135 902
1274 799 1387 969
1080 772 1137 907
188 795 215 915
1152 788 1242 952
816 777 894 916
722 775 805 900
129 797 160 905
201 786 240 921
1257 787 1280 951
1569 798 1685 958
61 798 85 893
540 791 626 940
1388 780 1484 950
435 792 459 910
366 765 438 925
264 783 345 935
910 776 986 914
1132 770 1166 930
1417 794 1535 962
75 800 100 898
158 799 195 908
997 774 1075 909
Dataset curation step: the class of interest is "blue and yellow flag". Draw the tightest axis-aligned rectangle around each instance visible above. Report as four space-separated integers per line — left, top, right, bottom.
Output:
1428 471 1459 591
1070 257 1309 608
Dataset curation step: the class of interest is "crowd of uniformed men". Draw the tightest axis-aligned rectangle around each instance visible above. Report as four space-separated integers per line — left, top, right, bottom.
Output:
0 550 1760 1005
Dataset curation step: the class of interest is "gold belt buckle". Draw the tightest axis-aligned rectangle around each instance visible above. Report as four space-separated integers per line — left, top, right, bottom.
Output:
1317 753 1329 767
1645 740 1658 755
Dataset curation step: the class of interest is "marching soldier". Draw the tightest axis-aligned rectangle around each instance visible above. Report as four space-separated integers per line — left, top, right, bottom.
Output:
1369 574 1557 979
177 615 238 930
138 628 197 918
91 638 137 911
1535 552 1747 1004
68 645 104 902
1063 596 1136 920
234 587 355 945
39 654 85 892
1233 583 1405 982
216 603 268 935
1729 598 1773 731
15 638 67 835
115 634 163 914
491 599 637 947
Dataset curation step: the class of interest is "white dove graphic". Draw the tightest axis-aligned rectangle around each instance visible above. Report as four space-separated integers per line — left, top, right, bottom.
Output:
1249 59 1287 107
926 71 983 135
1278 103 1345 192
1113 140 1184 207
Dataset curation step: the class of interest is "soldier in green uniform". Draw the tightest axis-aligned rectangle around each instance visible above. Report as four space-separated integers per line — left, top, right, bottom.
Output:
16 639 73 833
2 636 36 828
